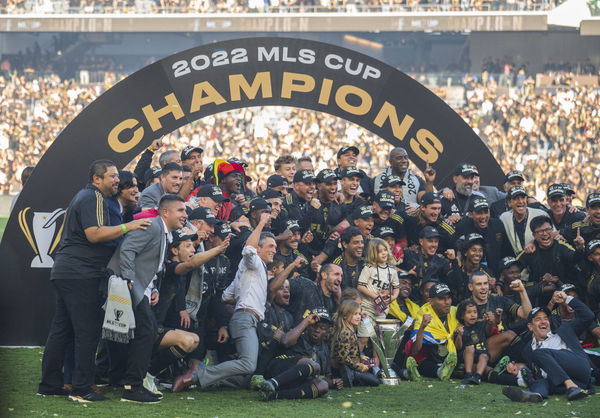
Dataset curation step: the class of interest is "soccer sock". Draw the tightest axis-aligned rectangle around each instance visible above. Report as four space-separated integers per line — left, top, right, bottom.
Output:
149 345 187 376
275 382 319 400
271 363 314 389
486 370 518 386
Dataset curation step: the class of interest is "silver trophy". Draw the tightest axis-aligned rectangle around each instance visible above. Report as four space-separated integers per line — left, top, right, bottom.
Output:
371 317 414 385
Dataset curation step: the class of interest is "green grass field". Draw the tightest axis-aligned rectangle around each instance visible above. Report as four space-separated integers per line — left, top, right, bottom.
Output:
0 348 598 417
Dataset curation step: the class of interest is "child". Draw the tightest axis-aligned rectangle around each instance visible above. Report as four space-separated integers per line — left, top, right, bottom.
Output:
331 300 380 388
456 299 490 385
356 239 400 344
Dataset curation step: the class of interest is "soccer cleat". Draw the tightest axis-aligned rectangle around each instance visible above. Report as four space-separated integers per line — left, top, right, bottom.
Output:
121 386 161 404
462 372 476 385
502 386 543 403
257 379 277 396
406 357 422 382
493 355 510 374
259 389 275 402
250 375 266 391
143 373 163 399
439 352 457 381
566 386 588 401
67 391 110 403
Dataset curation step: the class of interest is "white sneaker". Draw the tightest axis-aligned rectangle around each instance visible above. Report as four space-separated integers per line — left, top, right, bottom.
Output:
143 373 163 399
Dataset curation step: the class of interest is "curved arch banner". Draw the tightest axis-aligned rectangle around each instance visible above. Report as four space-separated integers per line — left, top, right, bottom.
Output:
0 37 504 344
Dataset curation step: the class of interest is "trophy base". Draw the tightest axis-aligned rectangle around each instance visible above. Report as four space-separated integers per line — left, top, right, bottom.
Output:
381 377 401 386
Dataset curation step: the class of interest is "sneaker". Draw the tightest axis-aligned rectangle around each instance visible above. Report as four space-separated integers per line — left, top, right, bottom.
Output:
143 373 163 399
472 373 481 385
566 386 588 401
250 375 266 391
462 372 475 385
439 352 457 381
259 389 275 402
519 367 536 387
406 357 422 382
258 379 276 395
493 356 510 374
121 386 161 404
502 386 543 403
67 391 110 403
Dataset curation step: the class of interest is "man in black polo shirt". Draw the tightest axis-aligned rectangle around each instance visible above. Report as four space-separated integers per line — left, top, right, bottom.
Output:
38 160 151 402
545 184 585 232
332 227 365 289
284 170 316 229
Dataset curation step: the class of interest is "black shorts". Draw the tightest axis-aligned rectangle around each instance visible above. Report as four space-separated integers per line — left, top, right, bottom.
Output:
265 355 303 379
154 326 176 350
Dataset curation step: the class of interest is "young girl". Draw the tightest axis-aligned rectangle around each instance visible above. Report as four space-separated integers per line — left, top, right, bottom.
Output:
330 300 380 387
356 239 400 341
455 299 490 385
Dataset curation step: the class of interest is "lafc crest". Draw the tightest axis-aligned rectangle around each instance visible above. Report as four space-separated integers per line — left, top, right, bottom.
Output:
18 207 66 268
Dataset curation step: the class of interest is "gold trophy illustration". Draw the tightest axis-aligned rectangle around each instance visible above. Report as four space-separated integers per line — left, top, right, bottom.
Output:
19 207 66 268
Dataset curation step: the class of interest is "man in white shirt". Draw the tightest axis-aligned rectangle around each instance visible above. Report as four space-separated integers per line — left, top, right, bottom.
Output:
173 212 275 392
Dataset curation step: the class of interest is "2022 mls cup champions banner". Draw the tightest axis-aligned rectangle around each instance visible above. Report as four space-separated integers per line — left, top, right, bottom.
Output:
0 37 504 345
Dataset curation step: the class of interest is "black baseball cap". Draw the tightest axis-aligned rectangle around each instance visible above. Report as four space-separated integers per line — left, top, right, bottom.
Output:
214 221 232 239
316 169 338 183
507 186 528 200
171 229 198 245
260 189 283 200
144 166 161 183
374 226 395 239
419 225 441 239
307 307 332 324
249 198 272 213
586 192 600 208
197 185 230 202
339 166 364 179
546 184 565 199
506 171 525 182
383 175 405 187
420 192 442 206
352 205 374 220
527 306 551 323
560 183 575 195
586 239 600 255
293 169 316 184
561 283 577 293
181 145 203 161
188 207 219 224
463 233 485 248
470 197 489 212
375 191 396 209
499 256 522 272
429 283 451 298
267 174 288 188
285 219 301 233
454 163 479 177
337 146 359 158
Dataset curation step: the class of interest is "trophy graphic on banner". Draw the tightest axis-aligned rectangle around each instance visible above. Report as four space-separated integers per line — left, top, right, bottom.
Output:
18 207 66 268
370 317 414 385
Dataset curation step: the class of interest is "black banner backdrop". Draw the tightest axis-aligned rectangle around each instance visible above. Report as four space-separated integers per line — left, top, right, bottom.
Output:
0 37 504 345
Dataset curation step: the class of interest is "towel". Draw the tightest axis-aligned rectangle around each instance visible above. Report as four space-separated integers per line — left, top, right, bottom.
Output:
102 275 136 343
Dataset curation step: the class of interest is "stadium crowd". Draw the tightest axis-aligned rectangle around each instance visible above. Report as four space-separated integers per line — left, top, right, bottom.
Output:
30 117 600 407
1 0 561 14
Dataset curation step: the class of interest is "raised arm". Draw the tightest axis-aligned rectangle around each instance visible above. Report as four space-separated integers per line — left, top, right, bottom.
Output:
245 212 271 250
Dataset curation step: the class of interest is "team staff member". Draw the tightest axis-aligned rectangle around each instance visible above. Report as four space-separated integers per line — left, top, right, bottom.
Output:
38 160 151 402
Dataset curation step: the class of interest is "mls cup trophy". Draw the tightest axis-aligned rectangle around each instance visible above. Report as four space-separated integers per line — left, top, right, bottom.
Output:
19 207 66 268
370 317 414 385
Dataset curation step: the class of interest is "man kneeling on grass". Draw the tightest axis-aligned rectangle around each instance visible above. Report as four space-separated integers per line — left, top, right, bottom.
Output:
406 283 459 381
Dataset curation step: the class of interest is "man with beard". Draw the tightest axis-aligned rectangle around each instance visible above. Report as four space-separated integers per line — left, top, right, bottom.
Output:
138 162 183 211
335 146 372 198
287 264 342 325
401 226 461 300
517 216 580 305
38 161 151 402
275 220 310 278
490 171 526 219
373 147 435 210
409 192 456 252
545 184 585 232
441 163 481 223
455 197 509 277
563 193 600 246
284 170 316 230
332 227 365 289
499 187 549 256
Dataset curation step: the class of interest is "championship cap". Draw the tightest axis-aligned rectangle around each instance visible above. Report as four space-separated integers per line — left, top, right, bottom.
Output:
546 184 565 199
337 146 360 158
499 257 522 272
429 283 451 298
339 166 364 179
316 169 338 183
293 169 316 184
375 191 396 209
463 233 485 248
214 221 232 239
586 239 600 255
586 193 600 208
306 307 332 323
181 145 203 161
507 186 528 200
197 185 229 202
285 219 301 233
506 171 525 182
188 207 219 224
560 183 575 195
352 205 374 220
374 226 395 239
419 226 441 239
267 174 288 188
470 197 490 212
382 175 405 187
144 166 161 183
527 306 551 323
560 283 577 293
260 189 283 200
249 198 272 213
171 229 198 245
454 163 479 177
420 192 442 206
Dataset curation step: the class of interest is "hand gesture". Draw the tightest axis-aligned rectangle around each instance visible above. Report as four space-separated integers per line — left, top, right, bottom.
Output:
149 136 164 151
306 314 320 325
126 218 152 231
573 227 585 250
484 311 496 325
523 241 536 254
235 194 246 203
442 187 455 201
179 310 191 329
420 314 433 329
554 291 568 304
423 163 436 184
301 230 314 244
310 256 322 273
509 279 525 293
293 256 307 268
455 325 464 337
445 249 456 260
217 326 229 343
217 235 231 252
196 230 209 242
310 198 322 209
259 212 271 226
328 231 340 242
